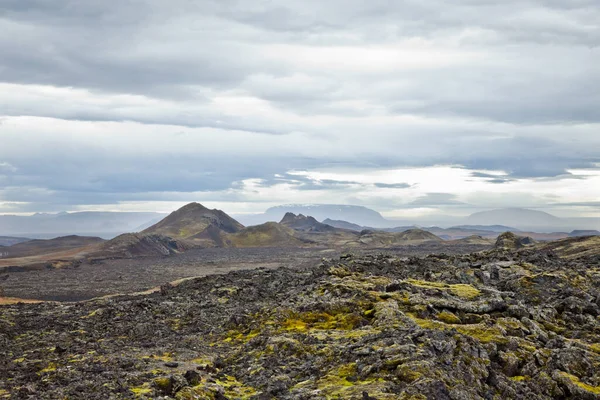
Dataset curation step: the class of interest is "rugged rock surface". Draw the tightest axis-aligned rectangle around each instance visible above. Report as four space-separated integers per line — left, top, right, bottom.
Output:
494 232 536 250
2 244 599 399
540 235 600 258
280 213 337 233
95 233 194 259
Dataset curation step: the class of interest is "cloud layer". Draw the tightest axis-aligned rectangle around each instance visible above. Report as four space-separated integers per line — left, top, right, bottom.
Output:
0 0 599 217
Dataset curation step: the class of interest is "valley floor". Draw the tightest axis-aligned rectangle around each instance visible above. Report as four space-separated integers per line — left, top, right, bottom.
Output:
0 244 488 302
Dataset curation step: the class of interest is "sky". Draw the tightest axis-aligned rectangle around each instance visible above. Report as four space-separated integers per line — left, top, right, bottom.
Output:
0 0 599 218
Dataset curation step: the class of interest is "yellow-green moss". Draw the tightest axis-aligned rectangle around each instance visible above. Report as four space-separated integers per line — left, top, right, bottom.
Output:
311 328 380 341
396 365 423 383
558 372 600 394
328 266 353 278
215 375 257 399
510 376 529 382
408 313 507 344
519 342 538 353
40 363 57 373
315 363 395 399
281 318 308 333
224 329 261 343
143 352 174 362
153 377 171 391
131 386 152 396
437 311 461 324
280 311 364 334
82 309 101 319
405 279 480 299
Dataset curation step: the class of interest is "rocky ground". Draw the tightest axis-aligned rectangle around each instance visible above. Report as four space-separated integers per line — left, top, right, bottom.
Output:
1 245 600 399
0 244 489 301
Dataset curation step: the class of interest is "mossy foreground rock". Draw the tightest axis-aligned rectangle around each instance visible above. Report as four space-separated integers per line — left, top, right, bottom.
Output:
1 248 600 399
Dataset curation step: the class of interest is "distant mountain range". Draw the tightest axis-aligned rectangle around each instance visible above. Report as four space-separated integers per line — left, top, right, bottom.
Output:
1 203 462 270
239 205 600 232
235 204 391 228
1 204 599 246
466 208 561 228
0 236 31 247
4 202 599 273
0 212 166 239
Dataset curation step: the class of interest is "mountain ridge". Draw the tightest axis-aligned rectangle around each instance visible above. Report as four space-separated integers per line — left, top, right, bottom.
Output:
143 202 244 246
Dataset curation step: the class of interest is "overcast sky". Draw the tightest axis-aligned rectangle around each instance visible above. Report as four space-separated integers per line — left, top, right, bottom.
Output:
1 0 599 218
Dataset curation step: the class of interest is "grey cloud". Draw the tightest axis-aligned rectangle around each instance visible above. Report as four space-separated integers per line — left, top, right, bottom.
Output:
470 172 515 184
0 0 599 213
407 193 469 208
1 0 598 123
374 183 412 189
552 201 600 207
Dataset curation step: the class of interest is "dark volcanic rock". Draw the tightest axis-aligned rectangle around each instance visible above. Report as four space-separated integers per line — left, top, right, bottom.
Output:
1 247 600 399
495 231 537 250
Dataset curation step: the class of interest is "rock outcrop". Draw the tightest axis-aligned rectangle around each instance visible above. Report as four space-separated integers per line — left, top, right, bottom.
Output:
495 231 537 250
3 245 598 398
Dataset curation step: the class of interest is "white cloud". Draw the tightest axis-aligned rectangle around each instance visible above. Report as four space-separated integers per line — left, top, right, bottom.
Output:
0 0 599 215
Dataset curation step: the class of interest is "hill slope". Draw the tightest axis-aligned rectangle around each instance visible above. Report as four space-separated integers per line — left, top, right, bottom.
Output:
96 233 193 259
322 219 364 231
467 208 562 230
0 236 31 247
0 235 105 259
143 203 244 246
538 235 600 259
227 222 307 248
356 228 442 247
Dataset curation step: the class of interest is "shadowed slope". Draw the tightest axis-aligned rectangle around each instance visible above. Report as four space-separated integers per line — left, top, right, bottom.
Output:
96 233 193 259
0 236 105 259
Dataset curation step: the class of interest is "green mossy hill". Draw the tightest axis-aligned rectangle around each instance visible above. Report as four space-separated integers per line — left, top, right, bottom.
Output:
357 228 442 247
143 202 244 239
226 222 308 248
2 249 600 399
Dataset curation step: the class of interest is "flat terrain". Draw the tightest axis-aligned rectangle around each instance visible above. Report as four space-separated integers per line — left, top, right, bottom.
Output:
0 244 489 302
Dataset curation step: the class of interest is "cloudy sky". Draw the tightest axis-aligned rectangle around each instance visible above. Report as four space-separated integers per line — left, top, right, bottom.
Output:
1 0 599 218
